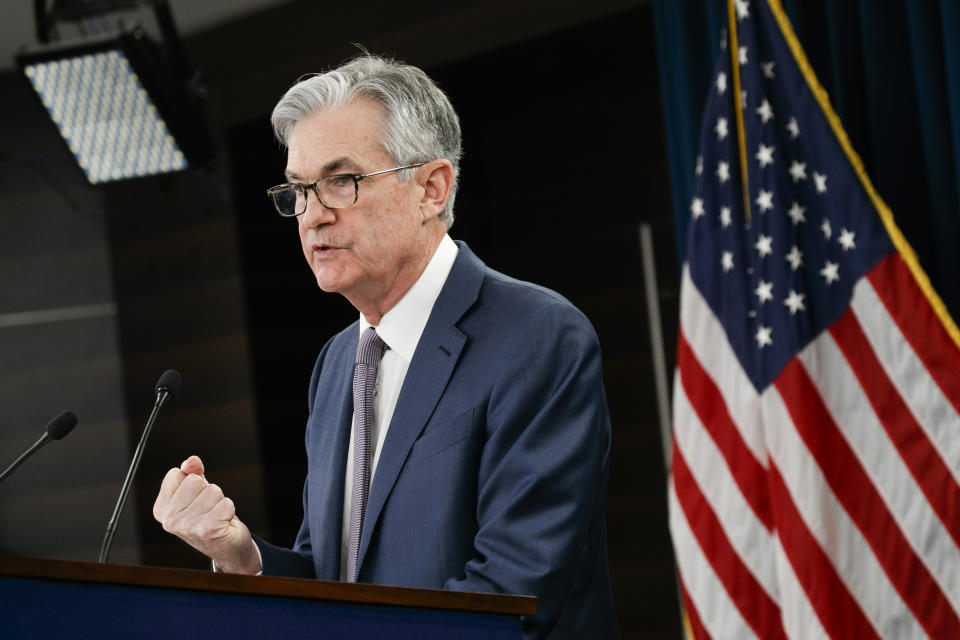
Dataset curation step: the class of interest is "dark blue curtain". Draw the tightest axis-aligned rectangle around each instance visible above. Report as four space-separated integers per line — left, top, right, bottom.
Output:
655 0 960 319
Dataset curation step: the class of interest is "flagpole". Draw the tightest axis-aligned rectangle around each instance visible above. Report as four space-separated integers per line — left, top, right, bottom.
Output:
639 221 691 638
727 0 751 222
638 223 673 471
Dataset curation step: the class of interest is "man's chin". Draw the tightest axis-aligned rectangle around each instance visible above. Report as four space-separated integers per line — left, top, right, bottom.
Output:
310 255 354 293
314 278 341 293
313 270 350 294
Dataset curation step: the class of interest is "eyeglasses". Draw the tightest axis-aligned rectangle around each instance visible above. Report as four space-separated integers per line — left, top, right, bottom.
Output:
266 162 427 217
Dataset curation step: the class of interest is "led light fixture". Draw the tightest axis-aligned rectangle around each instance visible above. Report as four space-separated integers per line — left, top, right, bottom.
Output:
16 1 213 185
23 44 186 183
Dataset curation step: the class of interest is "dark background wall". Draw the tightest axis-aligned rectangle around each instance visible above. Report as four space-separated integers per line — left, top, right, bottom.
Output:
0 1 681 637
0 74 142 564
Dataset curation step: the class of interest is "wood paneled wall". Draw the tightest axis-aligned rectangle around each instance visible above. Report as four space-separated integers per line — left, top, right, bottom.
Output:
0 75 139 564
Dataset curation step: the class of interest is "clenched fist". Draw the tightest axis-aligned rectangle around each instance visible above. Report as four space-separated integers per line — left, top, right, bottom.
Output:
153 455 261 574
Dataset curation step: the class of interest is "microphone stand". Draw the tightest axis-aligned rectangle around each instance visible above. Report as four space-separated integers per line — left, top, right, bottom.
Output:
99 387 172 563
0 410 77 486
0 434 51 484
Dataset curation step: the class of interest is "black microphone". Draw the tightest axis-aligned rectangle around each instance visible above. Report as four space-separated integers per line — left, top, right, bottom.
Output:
99 369 181 563
0 410 78 485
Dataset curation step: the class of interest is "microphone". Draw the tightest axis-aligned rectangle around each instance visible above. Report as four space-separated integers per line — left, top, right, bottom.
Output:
99 369 181 563
0 410 78 485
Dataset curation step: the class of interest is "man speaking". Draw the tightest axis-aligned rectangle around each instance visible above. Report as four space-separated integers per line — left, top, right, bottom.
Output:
153 54 618 639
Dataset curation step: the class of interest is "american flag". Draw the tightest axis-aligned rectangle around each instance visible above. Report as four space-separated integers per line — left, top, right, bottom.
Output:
668 1 960 638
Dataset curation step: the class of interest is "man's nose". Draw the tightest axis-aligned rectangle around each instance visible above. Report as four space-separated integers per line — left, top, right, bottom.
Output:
299 188 336 227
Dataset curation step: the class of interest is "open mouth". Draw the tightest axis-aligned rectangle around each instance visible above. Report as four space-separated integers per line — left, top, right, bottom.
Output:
314 244 339 256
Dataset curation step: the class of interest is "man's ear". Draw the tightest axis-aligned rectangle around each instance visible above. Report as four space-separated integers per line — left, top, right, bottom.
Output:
418 160 455 223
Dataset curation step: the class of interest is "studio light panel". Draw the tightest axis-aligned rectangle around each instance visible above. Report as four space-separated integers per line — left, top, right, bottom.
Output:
23 50 187 184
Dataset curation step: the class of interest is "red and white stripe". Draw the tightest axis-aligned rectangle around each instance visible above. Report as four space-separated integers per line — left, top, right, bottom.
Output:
670 253 960 639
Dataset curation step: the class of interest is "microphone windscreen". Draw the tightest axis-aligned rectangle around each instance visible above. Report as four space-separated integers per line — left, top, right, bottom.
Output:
155 369 182 399
46 410 78 441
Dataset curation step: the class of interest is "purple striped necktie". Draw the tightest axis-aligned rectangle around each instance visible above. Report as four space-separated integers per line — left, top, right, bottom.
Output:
346 327 387 583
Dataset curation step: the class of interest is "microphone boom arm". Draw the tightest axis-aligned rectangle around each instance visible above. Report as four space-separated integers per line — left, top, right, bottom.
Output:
0 434 51 484
0 410 77 486
99 388 171 563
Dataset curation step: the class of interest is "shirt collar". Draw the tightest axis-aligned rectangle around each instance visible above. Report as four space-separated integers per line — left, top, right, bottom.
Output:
359 234 459 363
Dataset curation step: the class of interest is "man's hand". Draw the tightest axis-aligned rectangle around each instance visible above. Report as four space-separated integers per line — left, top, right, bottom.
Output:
152 455 261 575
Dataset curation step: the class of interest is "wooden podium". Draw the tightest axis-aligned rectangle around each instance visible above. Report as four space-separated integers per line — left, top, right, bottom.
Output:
0 556 536 638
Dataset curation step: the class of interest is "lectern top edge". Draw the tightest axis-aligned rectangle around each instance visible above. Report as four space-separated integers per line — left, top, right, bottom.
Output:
0 556 537 616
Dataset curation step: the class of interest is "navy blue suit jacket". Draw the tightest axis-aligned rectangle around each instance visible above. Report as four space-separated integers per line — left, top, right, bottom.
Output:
257 242 618 638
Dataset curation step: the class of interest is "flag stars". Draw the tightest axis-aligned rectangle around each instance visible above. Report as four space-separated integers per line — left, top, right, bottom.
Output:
691 196 705 219
789 161 807 182
717 161 730 183
821 218 832 239
755 234 773 257
696 155 703 176
820 260 840 284
785 245 803 270
741 90 748 109
756 99 774 124
739 46 749 65
813 171 828 193
717 72 728 94
735 0 750 20
787 116 800 139
761 61 775 78
755 325 773 348
838 228 856 251
756 143 775 168
784 289 806 315
716 117 729 140
755 280 774 303
787 202 806 225
756 189 774 213
720 206 732 228
721 251 735 272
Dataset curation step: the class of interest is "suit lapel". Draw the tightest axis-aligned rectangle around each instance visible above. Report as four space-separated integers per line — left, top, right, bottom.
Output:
356 242 485 574
309 331 355 580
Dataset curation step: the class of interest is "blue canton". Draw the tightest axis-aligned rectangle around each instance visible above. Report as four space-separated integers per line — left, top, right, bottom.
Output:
686 0 894 392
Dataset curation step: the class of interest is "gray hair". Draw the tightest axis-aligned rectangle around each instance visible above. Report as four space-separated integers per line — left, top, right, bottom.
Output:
271 54 462 227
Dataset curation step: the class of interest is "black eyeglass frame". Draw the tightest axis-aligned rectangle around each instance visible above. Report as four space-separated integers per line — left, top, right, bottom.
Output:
266 162 428 217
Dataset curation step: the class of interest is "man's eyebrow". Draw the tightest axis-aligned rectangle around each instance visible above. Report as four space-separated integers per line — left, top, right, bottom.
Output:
322 157 362 174
285 157 361 183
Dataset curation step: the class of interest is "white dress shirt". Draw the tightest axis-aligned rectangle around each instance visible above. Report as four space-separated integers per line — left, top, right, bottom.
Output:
338 234 459 580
